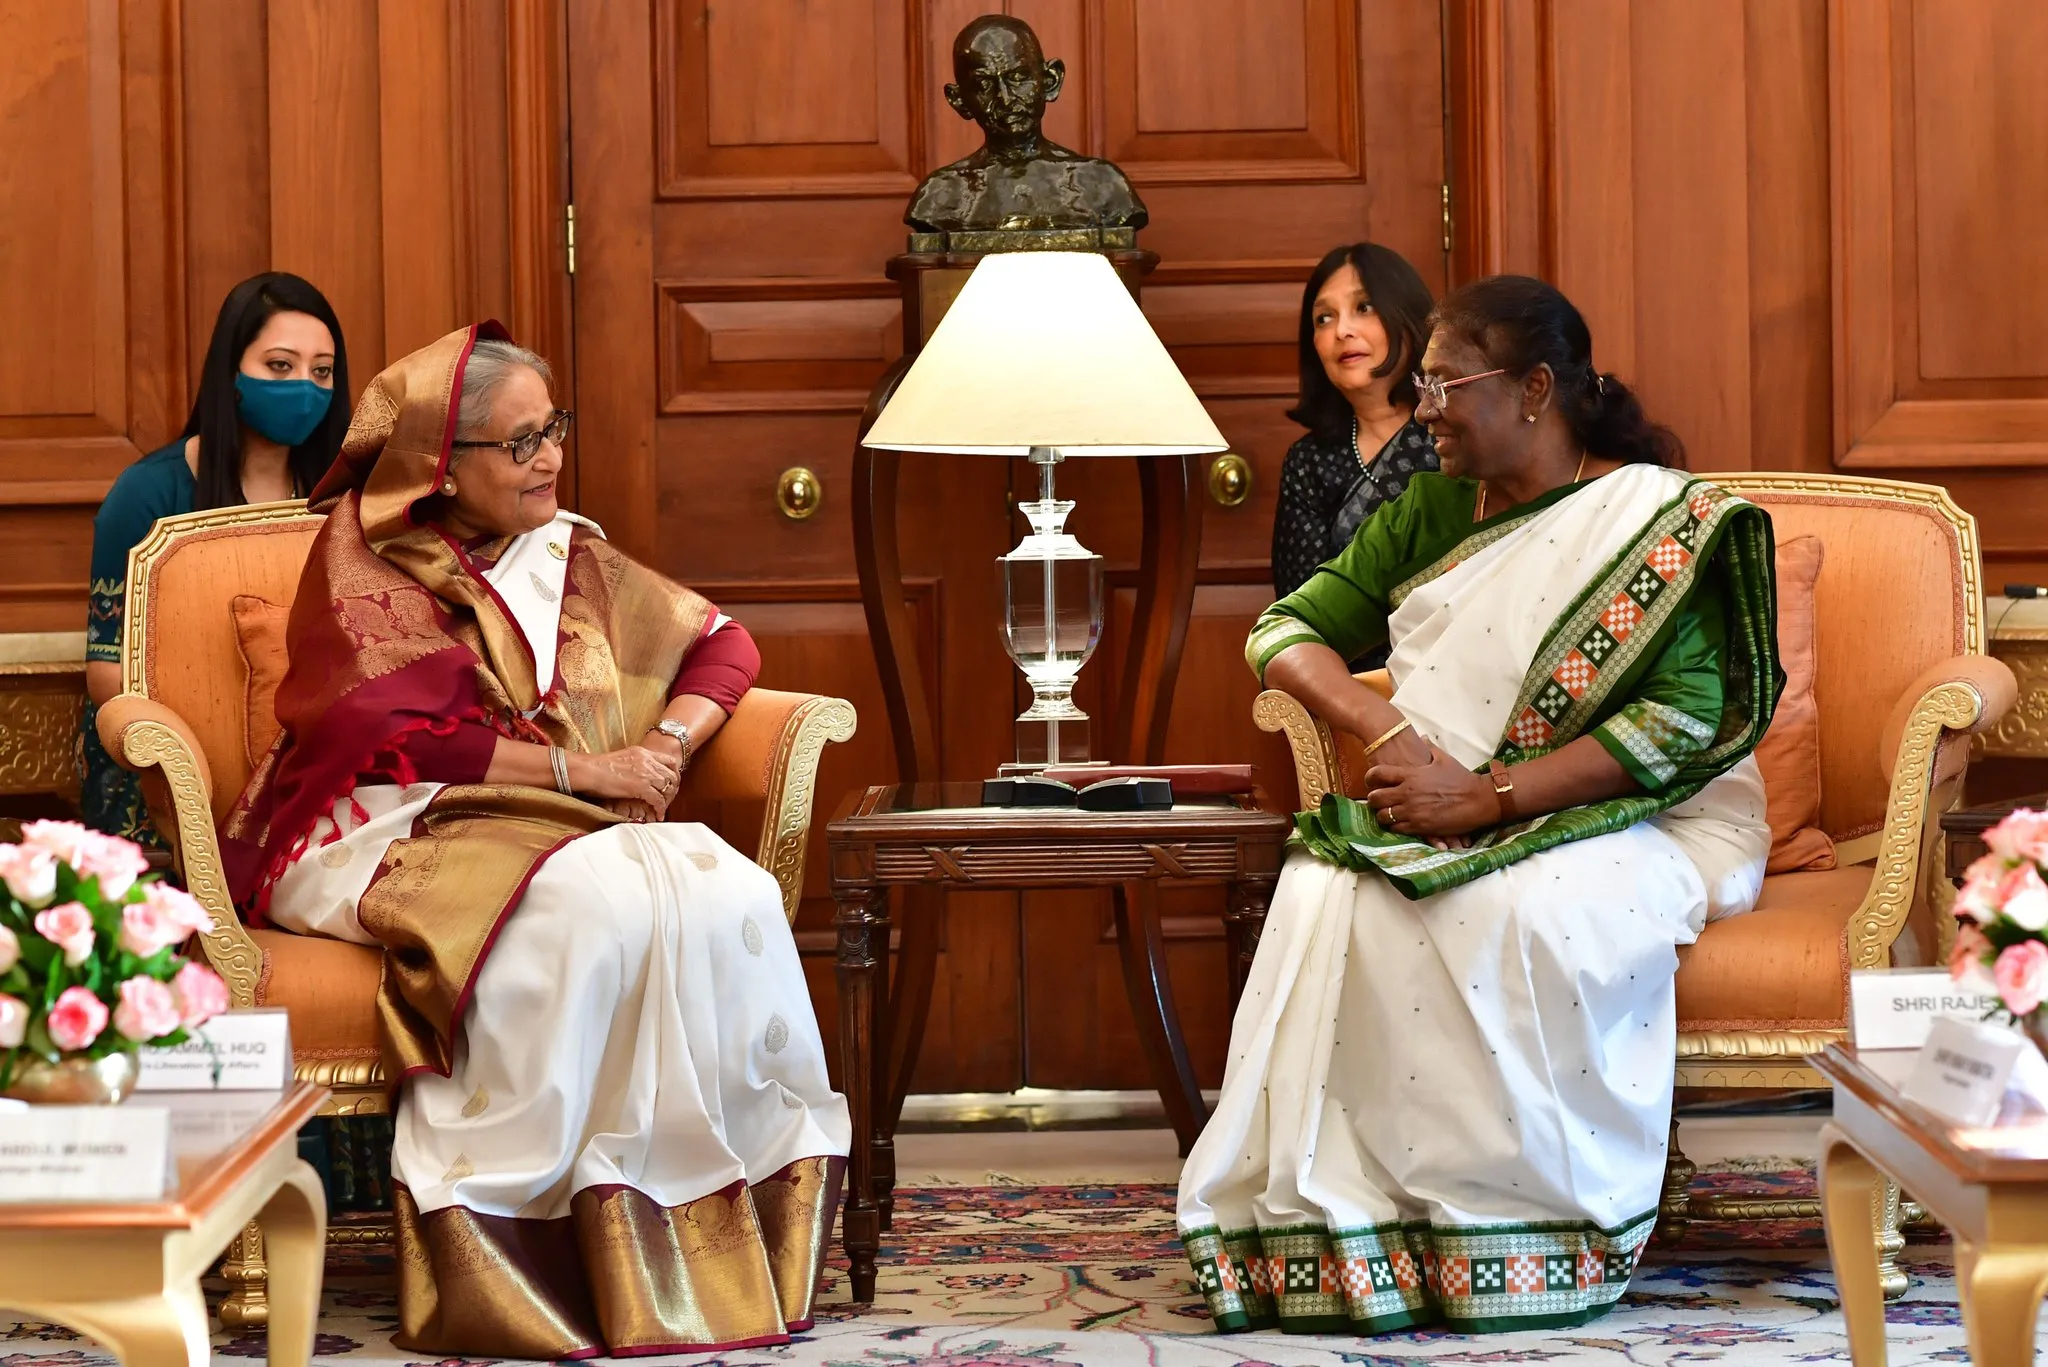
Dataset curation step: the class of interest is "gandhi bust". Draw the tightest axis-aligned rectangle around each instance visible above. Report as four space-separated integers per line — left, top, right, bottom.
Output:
906 15 1147 234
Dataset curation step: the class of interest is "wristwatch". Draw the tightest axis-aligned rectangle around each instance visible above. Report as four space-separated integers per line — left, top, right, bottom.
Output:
656 719 695 767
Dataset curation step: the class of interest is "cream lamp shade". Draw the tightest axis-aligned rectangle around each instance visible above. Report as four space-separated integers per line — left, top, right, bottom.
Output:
861 251 1227 457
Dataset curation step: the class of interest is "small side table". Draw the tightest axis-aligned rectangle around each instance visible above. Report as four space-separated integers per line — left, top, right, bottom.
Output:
0 1082 329 1365
1815 1044 2048 1366
828 783 1290 1302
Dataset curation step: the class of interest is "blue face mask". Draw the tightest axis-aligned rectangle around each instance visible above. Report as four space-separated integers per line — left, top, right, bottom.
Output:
234 373 333 447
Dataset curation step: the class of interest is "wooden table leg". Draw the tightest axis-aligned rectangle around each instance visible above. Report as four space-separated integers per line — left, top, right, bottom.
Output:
1222 877 1271 1009
1959 1244 2048 1367
48 1283 212 1367
835 885 885 1304
1112 881 1205 1156
258 1161 329 1367
1817 1123 1888 1366
869 887 898 1233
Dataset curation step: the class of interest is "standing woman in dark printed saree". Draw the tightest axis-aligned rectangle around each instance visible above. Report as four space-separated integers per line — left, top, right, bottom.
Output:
1180 276 1783 1335
1269 243 1438 640
220 324 849 1358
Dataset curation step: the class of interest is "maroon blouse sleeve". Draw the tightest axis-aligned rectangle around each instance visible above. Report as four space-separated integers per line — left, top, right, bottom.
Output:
668 617 760 714
378 719 501 785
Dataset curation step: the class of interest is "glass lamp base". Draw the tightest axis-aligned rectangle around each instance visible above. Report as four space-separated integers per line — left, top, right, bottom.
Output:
1012 714 1093 769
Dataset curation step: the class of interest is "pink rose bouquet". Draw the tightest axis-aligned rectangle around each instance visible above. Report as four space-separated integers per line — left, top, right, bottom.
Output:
0 821 228 1090
1952 807 2048 1028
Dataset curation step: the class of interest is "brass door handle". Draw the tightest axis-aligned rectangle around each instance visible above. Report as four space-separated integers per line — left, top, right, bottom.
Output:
1208 453 1251 508
776 466 822 520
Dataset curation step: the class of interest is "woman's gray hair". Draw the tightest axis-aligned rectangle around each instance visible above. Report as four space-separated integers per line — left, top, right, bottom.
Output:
455 339 554 443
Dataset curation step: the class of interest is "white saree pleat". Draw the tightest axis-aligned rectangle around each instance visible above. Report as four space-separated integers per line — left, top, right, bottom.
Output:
1179 467 1770 1333
395 820 847 1218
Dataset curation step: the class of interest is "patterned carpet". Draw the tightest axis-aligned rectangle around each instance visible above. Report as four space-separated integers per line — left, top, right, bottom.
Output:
0 1165 2033 1365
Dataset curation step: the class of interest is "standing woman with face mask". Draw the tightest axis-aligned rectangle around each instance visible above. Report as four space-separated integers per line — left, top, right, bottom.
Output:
81 271 350 847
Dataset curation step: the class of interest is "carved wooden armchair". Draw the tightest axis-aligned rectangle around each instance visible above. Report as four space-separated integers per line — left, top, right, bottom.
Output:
99 501 855 1327
1254 473 2015 1291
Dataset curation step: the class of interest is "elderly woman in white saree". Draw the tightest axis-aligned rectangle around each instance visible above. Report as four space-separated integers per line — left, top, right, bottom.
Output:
1180 277 1781 1336
221 324 849 1358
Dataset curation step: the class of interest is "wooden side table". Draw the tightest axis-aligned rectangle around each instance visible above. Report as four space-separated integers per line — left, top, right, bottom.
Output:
0 1082 328 1365
828 783 1290 1301
1814 1044 2048 1366
1944 792 2048 882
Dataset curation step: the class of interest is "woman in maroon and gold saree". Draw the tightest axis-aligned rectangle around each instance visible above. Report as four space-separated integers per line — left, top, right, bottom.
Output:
222 324 849 1358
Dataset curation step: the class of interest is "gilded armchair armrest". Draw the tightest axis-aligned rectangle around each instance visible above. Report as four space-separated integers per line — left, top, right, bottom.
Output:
1253 671 1393 811
678 688 855 924
94 693 265 1010
1847 654 2018 970
1253 689 1340 811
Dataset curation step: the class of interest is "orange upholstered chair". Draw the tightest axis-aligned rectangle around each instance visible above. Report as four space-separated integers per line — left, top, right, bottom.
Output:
98 501 855 1327
1252 473 2015 1290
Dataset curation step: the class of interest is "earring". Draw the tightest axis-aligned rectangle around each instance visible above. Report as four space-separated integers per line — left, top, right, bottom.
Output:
1524 413 1536 423
441 480 456 495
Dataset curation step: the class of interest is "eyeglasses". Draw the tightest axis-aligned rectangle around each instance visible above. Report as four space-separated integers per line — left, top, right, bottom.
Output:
451 408 573 465
1411 369 1506 411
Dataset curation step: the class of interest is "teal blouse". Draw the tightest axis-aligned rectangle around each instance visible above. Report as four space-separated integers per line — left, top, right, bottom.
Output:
87 441 196 664
81 440 195 847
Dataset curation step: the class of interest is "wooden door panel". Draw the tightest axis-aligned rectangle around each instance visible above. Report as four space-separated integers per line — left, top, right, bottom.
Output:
1105 0 1356 181
659 0 919 198
657 281 903 416
573 0 1445 1092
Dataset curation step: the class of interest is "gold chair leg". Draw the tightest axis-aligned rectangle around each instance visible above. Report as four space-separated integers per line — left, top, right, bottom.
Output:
1875 1178 1909 1301
1655 1114 1694 1245
216 1220 270 1331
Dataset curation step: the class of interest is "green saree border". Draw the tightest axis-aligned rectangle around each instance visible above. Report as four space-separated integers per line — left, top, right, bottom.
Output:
1294 477 1780 899
1183 1207 1657 1336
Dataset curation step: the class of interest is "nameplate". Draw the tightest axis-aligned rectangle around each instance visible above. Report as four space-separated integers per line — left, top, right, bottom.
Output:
135 1009 292 1092
0 1105 170 1202
1849 968 2003 1050
1901 1016 2029 1127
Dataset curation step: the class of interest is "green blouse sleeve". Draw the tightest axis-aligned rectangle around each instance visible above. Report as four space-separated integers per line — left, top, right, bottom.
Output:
1245 487 1420 680
1591 571 1729 791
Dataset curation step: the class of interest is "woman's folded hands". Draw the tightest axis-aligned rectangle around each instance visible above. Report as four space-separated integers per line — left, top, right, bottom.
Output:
567 744 682 824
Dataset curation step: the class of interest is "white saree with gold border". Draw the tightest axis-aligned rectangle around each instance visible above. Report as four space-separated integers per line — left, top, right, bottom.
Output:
266 511 850 1357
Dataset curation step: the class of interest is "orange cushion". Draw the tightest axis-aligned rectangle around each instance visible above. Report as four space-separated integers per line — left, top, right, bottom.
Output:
1674 866 1869 1030
1756 536 1835 873
251 927 382 1061
230 595 291 769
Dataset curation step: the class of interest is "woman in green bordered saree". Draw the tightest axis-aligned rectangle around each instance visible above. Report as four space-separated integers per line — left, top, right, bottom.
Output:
1179 277 1783 1335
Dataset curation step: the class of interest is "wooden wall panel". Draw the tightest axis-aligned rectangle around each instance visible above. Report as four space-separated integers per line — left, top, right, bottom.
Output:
0 0 184 632
0 0 569 635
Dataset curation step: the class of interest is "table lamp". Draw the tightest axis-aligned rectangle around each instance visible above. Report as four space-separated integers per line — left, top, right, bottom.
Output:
861 251 1227 769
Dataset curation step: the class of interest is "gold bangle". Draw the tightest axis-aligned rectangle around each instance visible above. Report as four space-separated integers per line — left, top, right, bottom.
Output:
1358 718 1412 761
